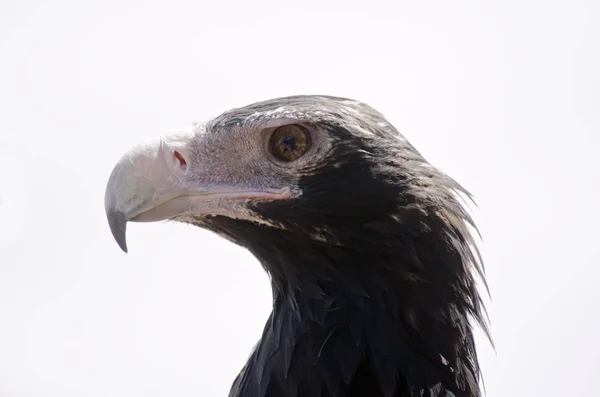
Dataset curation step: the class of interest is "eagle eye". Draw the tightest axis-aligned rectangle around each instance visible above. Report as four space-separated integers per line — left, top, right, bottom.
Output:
268 124 311 162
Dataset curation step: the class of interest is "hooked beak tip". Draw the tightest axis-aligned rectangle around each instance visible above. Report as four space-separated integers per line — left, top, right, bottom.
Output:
107 210 129 253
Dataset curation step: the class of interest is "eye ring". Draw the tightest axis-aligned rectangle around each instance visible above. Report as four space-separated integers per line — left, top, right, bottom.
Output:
268 124 311 162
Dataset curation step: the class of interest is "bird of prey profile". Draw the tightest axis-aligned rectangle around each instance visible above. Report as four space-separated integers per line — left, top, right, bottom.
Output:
105 95 490 397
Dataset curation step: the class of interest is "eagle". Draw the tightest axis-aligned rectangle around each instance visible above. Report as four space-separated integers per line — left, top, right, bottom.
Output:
104 95 490 397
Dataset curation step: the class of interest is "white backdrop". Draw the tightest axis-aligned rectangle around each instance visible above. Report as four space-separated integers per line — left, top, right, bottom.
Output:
1 1 599 396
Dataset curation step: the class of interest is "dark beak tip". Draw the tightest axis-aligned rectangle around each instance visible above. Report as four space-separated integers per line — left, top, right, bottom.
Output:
118 240 129 254
106 209 129 254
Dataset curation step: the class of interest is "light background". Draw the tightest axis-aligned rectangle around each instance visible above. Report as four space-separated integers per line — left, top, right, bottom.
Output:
1 1 599 396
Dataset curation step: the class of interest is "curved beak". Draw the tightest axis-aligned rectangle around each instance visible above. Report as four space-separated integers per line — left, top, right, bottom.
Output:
104 130 290 253
104 131 194 253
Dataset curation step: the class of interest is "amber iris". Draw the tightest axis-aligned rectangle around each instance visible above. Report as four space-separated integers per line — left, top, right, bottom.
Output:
269 124 310 162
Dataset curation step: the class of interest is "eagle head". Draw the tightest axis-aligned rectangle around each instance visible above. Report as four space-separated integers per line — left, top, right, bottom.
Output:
104 95 489 397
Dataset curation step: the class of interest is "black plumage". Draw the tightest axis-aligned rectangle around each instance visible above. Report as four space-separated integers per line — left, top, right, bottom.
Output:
105 96 490 397
202 98 490 397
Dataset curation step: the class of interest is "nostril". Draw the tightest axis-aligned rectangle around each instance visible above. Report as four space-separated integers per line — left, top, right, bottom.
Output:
173 150 188 172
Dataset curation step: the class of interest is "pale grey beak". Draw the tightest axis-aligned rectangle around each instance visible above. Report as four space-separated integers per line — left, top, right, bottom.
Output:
104 131 196 253
104 130 291 253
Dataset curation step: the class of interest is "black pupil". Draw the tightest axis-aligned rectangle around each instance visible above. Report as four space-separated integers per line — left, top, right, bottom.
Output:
279 135 296 151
